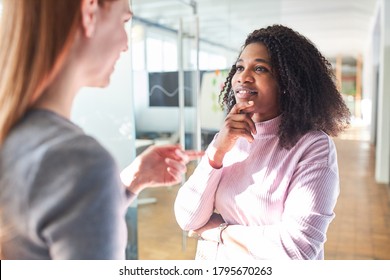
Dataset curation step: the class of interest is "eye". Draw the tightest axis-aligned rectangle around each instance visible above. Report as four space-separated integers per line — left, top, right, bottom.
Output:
255 66 269 73
235 65 244 72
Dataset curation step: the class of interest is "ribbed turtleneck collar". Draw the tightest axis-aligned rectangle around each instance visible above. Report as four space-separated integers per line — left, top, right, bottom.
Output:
253 114 281 139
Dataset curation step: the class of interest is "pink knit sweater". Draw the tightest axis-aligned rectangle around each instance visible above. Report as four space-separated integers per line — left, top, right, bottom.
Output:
174 115 339 259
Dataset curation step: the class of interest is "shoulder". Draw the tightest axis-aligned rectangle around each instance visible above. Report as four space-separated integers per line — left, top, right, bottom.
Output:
299 130 334 148
21 112 122 199
294 130 337 168
41 133 119 190
2 110 117 185
4 110 110 159
48 133 114 164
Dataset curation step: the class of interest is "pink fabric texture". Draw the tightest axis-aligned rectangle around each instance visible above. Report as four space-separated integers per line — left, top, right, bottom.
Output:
174 115 340 259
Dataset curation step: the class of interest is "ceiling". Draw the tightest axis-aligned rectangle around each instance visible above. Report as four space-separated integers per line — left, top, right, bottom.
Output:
131 0 379 60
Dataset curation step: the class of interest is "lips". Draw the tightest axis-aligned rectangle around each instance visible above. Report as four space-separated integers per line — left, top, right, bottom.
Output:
235 88 258 99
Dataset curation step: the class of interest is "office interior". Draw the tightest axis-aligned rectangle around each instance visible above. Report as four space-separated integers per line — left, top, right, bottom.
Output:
2 0 388 259
79 0 389 260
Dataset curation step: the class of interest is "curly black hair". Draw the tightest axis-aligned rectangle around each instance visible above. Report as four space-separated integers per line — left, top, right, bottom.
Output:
219 24 351 149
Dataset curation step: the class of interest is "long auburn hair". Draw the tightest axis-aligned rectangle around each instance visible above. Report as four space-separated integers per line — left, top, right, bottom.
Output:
0 0 83 145
0 0 116 146
220 25 350 149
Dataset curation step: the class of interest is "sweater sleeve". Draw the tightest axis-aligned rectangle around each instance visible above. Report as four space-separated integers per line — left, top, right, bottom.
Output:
174 146 224 231
234 167 338 259
221 136 340 260
279 138 339 259
29 135 129 260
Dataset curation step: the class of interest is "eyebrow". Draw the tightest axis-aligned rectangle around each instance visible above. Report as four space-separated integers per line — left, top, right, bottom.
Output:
236 58 271 65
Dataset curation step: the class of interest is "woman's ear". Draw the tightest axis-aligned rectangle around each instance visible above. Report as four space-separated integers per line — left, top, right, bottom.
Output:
81 0 99 38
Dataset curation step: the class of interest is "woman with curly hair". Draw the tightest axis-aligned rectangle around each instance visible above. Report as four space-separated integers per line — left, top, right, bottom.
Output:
175 24 350 260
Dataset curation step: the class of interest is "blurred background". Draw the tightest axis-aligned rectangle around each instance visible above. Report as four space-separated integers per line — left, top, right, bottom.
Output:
2 0 388 259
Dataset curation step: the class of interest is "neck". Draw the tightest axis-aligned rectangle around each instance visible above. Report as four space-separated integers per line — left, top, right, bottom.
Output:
32 60 83 120
252 111 281 123
33 90 77 120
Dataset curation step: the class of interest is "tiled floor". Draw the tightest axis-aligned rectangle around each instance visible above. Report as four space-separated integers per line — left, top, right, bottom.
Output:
137 121 390 260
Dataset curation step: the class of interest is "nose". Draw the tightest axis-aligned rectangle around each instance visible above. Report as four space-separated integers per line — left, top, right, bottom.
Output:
237 69 254 83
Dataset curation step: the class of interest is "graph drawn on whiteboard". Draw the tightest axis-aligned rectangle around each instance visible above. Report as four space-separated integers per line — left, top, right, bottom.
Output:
148 71 199 107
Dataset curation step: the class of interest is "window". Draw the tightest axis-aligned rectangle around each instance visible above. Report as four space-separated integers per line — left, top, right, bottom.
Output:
146 36 178 72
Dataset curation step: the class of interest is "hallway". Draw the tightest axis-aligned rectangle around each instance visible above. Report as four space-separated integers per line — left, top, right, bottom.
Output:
137 121 390 260
325 122 390 259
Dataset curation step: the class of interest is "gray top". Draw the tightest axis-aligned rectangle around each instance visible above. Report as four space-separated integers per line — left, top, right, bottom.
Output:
0 110 132 259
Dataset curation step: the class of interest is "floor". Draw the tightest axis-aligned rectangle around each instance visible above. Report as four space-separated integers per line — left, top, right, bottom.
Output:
137 121 390 260
325 122 390 260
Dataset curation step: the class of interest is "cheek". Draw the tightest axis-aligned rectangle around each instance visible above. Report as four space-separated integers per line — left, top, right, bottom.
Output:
260 83 279 104
231 73 239 85
270 89 281 107
264 78 279 95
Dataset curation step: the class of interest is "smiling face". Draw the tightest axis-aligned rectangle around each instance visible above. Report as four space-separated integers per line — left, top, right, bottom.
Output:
232 42 281 122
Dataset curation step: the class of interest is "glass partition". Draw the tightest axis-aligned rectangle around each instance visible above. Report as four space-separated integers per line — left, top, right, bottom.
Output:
129 0 233 259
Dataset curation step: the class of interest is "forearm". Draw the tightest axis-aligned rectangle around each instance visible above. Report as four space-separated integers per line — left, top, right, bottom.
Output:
217 224 297 259
174 156 223 230
219 174 339 259
189 210 296 259
206 145 226 169
217 223 318 260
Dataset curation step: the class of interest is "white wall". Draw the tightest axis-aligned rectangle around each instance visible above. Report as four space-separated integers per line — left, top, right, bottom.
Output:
375 0 390 184
368 0 390 184
365 1 382 145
